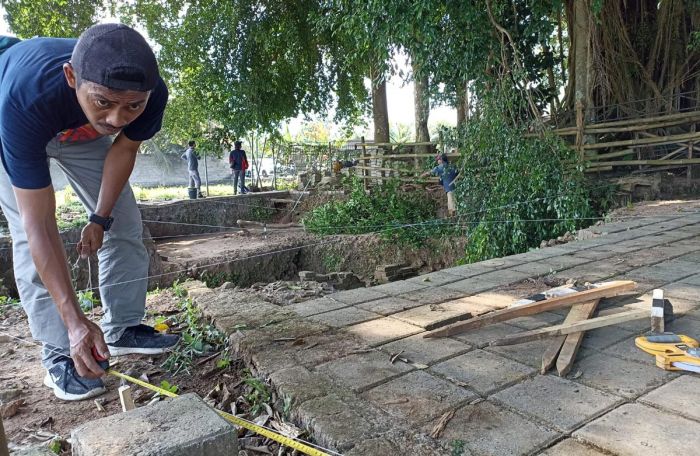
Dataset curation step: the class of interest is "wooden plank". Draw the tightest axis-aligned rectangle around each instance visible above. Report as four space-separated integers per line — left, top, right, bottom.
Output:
423 281 636 338
541 299 599 374
586 158 700 167
489 309 648 346
583 131 700 150
554 110 700 134
356 152 459 161
555 299 601 376
119 385 136 412
585 149 635 161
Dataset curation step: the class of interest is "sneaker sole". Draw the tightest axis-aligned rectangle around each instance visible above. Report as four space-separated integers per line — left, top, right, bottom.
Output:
43 374 106 401
108 345 176 356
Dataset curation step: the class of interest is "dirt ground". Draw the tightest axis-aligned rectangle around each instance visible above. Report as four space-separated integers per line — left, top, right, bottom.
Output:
607 198 700 219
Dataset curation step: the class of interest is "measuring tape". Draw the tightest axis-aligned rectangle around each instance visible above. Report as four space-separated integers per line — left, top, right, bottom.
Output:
107 369 332 456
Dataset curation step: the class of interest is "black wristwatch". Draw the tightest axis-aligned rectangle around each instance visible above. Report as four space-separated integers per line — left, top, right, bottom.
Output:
89 213 114 231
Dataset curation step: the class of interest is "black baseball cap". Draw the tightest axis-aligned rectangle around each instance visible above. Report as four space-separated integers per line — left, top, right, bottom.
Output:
71 23 159 92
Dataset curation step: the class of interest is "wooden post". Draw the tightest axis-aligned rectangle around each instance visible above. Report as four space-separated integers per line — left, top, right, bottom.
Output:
119 385 136 412
575 100 585 160
361 136 369 191
0 415 10 456
689 123 695 182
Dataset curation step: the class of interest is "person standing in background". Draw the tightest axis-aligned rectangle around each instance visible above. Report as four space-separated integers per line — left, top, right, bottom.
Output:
229 140 248 195
181 140 204 197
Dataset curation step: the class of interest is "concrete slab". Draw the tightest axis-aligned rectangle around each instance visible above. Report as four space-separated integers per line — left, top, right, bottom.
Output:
455 291 519 310
574 249 619 260
308 306 381 328
452 322 525 348
487 338 562 369
269 365 335 405
603 335 658 366
287 296 348 317
662 281 700 302
397 286 466 305
345 317 423 347
492 375 621 432
665 315 700 335
640 375 700 421
574 403 700 455
539 439 608 455
430 349 535 395
625 260 697 283
329 288 388 305
390 302 475 330
553 262 629 282
442 263 496 278
428 400 559 456
406 270 463 287
315 350 413 393
377 332 472 366
470 269 531 286
441 276 502 294
581 326 636 350
370 280 428 295
508 312 564 330
679 272 700 285
571 352 675 398
511 261 561 277
539 255 592 270
362 370 476 426
356 296 424 316
71 393 237 456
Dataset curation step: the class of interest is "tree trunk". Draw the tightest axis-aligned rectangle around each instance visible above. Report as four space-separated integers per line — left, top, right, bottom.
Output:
414 72 430 153
573 0 589 108
456 82 468 128
370 66 390 144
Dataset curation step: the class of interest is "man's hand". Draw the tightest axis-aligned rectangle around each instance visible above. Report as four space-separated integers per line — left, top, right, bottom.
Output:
77 222 105 258
67 317 110 378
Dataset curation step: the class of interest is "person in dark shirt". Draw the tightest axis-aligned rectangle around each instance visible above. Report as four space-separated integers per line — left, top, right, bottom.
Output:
0 24 178 401
181 140 204 197
228 140 248 194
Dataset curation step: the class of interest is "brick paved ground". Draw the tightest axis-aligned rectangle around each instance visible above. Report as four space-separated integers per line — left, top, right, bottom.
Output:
193 210 700 455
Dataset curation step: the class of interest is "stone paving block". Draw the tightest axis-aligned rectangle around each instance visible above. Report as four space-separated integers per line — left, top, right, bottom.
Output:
315 350 413 393
370 280 428 295
508 312 564 330
329 288 388 305
511 261 559 277
626 260 697 283
492 375 621 433
679 251 700 263
430 349 535 395
603 335 657 365
663 281 700 302
269 365 336 405
664 314 700 334
295 332 368 368
554 262 627 282
571 352 675 398
356 296 424 316
452 322 524 348
487 338 560 369
428 400 559 456
539 439 608 455
540 255 592 270
581 325 636 350
389 302 474 330
640 375 700 421
72 393 237 456
287 296 348 317
377 332 472 365
443 263 496 278
442 276 503 294
308 306 381 328
680 272 700 285
363 370 476 426
397 286 466 305
456 291 518 310
295 394 391 453
470 269 531 286
574 403 700 456
478 256 528 268
573 249 618 261
345 317 423 347
406 270 464 287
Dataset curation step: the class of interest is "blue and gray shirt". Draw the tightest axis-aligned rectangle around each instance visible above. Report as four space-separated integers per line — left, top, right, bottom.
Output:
181 147 199 171
431 163 459 192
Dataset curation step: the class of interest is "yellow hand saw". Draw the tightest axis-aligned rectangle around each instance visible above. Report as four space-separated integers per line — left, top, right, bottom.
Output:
635 333 700 373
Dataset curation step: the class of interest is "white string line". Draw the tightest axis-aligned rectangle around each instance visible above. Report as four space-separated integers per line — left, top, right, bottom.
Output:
0 209 697 253
0 331 343 456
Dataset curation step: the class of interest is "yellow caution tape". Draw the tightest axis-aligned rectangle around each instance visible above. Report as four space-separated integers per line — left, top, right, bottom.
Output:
107 369 331 456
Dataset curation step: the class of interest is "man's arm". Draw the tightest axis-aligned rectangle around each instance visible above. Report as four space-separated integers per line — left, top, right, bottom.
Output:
77 132 140 258
13 186 109 378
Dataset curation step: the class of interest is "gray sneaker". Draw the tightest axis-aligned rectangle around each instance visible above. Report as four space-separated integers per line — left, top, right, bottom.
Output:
107 324 180 356
43 356 106 401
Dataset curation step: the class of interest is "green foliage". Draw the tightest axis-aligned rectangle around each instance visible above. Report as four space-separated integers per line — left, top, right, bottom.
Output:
450 440 466 456
1 0 103 38
248 203 275 223
303 176 448 245
0 295 20 317
161 285 227 375
77 290 99 312
442 91 598 262
159 380 179 394
242 371 272 415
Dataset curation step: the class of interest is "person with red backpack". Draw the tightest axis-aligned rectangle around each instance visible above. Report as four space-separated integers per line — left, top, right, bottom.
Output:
228 140 249 194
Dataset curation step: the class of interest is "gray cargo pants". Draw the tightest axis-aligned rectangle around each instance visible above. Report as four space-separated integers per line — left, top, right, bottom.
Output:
0 136 148 367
